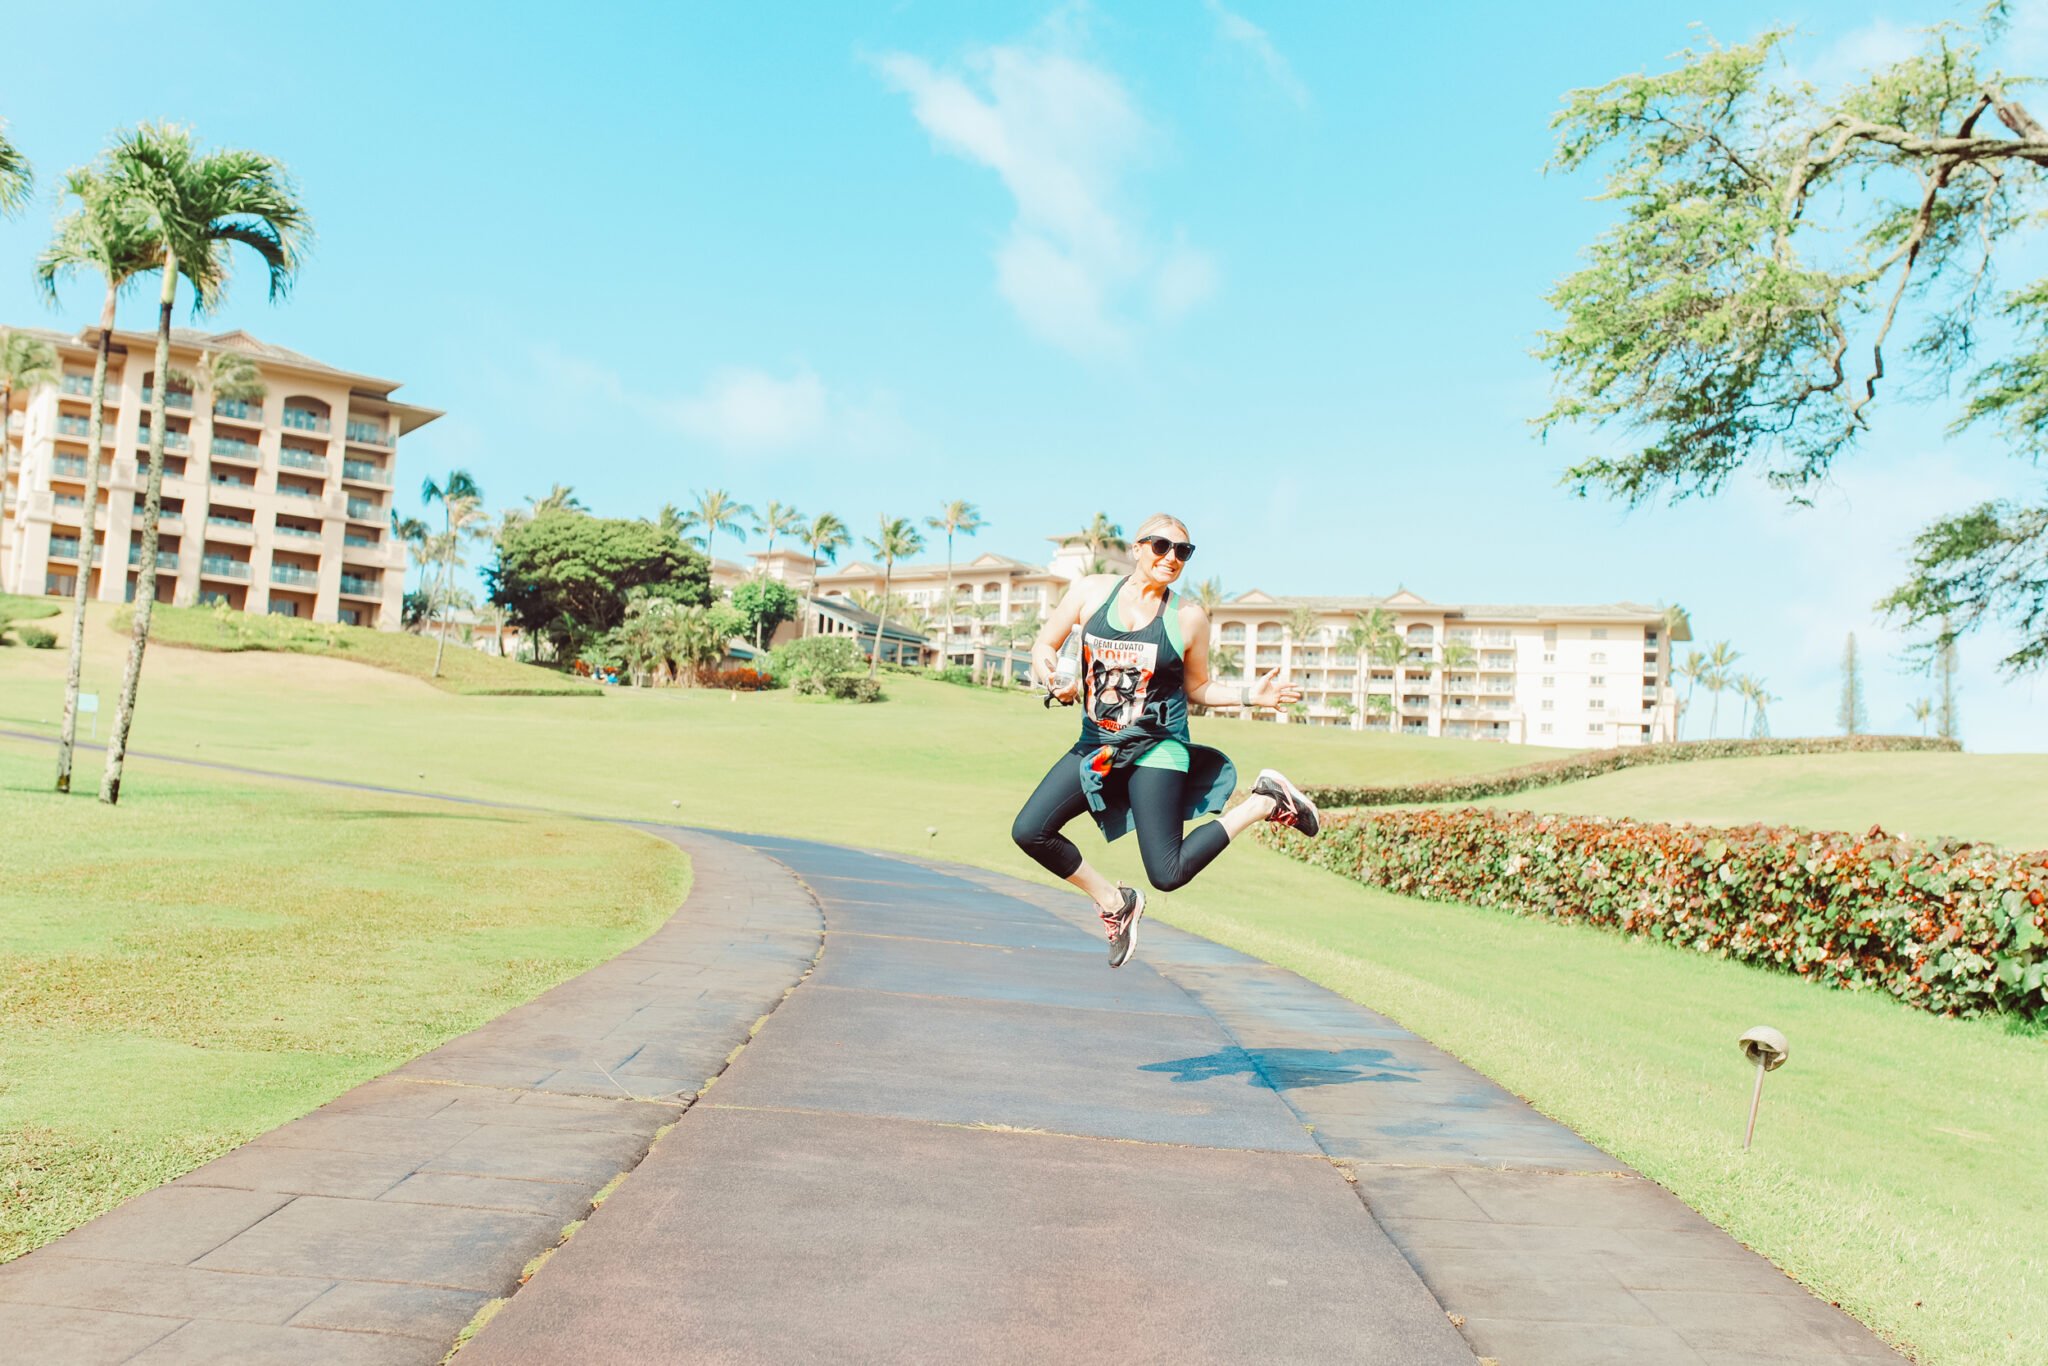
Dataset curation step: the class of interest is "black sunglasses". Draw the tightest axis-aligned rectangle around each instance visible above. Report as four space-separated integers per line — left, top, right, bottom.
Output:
1139 536 1196 562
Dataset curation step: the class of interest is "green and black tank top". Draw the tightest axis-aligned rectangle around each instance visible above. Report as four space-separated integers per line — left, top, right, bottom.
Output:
1073 576 1190 773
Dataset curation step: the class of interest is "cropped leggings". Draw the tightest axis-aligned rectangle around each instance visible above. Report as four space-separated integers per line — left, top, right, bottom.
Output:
1011 751 1231 892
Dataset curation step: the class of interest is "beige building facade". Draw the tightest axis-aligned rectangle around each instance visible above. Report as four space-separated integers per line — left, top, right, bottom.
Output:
1 326 437 629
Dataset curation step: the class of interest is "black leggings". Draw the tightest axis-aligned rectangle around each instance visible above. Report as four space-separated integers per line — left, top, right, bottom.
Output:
1011 752 1232 892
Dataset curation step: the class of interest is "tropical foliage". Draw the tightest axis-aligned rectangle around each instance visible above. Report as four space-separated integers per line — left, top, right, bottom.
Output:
488 510 710 660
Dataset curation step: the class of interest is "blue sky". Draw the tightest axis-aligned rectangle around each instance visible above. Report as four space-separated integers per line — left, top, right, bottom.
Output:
4 0 2045 750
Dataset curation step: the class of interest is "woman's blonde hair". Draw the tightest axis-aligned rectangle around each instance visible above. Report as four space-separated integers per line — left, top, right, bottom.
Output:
1134 512 1190 541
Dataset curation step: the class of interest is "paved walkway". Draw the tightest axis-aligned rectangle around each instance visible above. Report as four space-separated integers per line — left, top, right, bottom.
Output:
0 824 1901 1364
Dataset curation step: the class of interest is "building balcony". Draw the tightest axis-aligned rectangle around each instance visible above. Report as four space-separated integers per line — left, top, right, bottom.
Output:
138 428 191 452
48 537 81 560
338 573 380 598
271 564 319 588
205 517 256 543
340 459 389 486
53 455 87 478
56 414 92 437
276 483 322 502
344 421 391 447
52 494 86 511
213 399 263 424
343 498 380 524
140 388 194 411
200 556 250 580
278 447 327 473
128 548 179 570
281 407 331 434
59 374 94 397
342 531 378 548
209 476 256 497
210 436 261 463
275 523 322 542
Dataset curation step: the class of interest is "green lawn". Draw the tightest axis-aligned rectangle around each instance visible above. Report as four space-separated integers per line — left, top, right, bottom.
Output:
4 607 2042 1361
1 594 62 622
1460 751 2048 852
0 745 688 1263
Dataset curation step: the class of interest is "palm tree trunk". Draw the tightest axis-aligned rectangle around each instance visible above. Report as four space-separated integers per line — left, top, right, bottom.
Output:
943 532 954 669
56 296 117 792
868 562 889 680
430 513 454 677
100 258 177 805
0 382 12 562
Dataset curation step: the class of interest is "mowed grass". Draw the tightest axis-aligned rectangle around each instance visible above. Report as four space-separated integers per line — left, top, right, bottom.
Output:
5 609 2044 1359
0 594 61 623
104 599 598 696
0 745 689 1263
1461 751 2048 852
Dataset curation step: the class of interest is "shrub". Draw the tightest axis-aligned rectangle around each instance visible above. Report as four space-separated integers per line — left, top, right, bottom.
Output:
822 674 883 703
931 666 975 687
695 666 772 691
1307 735 1962 809
768 635 865 684
1256 806 2048 1019
19 626 57 649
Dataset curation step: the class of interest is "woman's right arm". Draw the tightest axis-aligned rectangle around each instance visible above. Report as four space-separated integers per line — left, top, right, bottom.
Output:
1032 576 1095 690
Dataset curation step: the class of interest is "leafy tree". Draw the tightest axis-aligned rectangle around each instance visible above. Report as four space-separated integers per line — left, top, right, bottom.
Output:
1539 14 2048 673
1839 633 1868 735
0 330 58 578
0 117 31 217
768 634 865 687
731 575 800 650
530 483 585 518
489 510 711 661
862 515 925 680
99 122 309 806
421 469 482 679
40 166 161 794
681 488 755 566
925 499 983 655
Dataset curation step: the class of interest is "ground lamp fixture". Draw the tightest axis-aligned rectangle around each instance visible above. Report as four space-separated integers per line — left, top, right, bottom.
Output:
1738 1026 1789 1151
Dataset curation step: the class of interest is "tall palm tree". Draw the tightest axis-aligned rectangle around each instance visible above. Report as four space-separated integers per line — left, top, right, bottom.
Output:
390 511 431 594
421 468 481 677
862 515 924 679
1674 649 1708 740
652 501 687 543
1189 577 1225 613
800 511 849 634
1734 674 1763 739
1703 640 1741 740
1335 616 1373 731
0 330 59 565
98 124 309 805
681 488 754 568
0 118 31 218
1910 696 1933 737
754 499 804 562
41 167 162 794
1750 686 1778 738
924 499 983 662
1060 512 1127 566
529 483 584 518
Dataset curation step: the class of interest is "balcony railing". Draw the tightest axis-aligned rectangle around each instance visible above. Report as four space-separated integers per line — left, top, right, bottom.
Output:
210 436 260 462
56 415 90 437
341 459 389 485
53 455 87 478
138 427 191 451
200 556 250 580
339 574 378 597
53 493 85 509
210 476 255 492
276 523 321 541
128 548 179 570
140 388 195 411
49 537 81 559
276 484 319 500
345 499 376 521
213 398 263 422
344 421 389 446
59 374 94 397
278 447 326 471
206 514 254 530
271 564 319 587
342 533 377 548
281 408 330 433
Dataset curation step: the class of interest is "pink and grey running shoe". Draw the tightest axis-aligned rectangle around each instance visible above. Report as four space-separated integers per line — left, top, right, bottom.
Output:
1253 768 1321 837
1102 883 1146 969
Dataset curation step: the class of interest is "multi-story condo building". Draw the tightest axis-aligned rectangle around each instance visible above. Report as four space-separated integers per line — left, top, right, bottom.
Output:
0 326 438 629
727 535 1684 748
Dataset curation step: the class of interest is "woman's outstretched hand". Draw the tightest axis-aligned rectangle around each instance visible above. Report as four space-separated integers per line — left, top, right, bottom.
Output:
1250 668 1302 709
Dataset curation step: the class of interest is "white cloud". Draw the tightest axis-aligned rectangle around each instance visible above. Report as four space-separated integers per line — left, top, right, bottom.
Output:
664 367 828 450
1777 18 1923 96
872 26 1216 358
1205 0 1309 109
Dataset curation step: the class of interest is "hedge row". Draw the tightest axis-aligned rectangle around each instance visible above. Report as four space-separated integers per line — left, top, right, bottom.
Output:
1255 807 2048 1019
1306 734 1961 808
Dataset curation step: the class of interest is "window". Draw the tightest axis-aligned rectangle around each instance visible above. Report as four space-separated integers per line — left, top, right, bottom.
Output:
1541 676 1555 687
1588 721 1606 733
1591 651 1607 664
1540 699 1554 711
1590 675 1606 687
1539 722 1553 735
1591 627 1608 639
1543 628 1558 644
1542 652 1556 664
1590 699 1605 711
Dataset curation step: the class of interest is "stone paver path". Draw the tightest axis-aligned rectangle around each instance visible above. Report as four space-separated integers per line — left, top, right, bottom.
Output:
0 822 1902 1365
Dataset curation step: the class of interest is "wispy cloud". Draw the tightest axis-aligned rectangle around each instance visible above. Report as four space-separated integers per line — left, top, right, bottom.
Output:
871 20 1216 358
1205 0 1309 109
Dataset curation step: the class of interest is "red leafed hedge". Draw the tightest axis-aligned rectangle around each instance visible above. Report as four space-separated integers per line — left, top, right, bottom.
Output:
1256 807 2048 1019
694 666 773 691
1305 735 1961 809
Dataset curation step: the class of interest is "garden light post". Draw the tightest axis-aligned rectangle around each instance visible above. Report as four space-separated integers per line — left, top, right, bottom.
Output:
1738 1026 1789 1151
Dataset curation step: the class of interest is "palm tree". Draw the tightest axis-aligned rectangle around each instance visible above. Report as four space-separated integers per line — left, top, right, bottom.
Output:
1910 696 1933 736
754 499 804 562
1703 641 1741 739
421 468 482 677
529 483 585 518
1750 686 1778 738
862 515 924 679
1358 607 1401 730
1334 617 1373 731
1059 512 1127 566
1659 602 1692 644
0 330 58 570
924 499 983 662
681 488 754 567
97 123 309 806
0 118 31 218
652 501 687 543
1190 577 1225 613
390 512 432 595
800 512 850 634
1674 649 1708 740
1735 674 1764 739
186 348 265 446
40 167 162 794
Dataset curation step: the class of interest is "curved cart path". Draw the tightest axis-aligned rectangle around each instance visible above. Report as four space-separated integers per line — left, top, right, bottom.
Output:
0 813 1899 1364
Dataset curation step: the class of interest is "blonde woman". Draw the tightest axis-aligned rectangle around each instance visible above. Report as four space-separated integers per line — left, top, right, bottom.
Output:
1012 513 1321 968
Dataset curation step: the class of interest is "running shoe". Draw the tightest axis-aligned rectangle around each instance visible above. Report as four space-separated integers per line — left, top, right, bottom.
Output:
1104 883 1146 969
1253 768 1322 837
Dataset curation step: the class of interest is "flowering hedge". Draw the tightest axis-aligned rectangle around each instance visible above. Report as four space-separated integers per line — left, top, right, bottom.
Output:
695 665 774 691
1256 807 2048 1019
1305 735 1960 809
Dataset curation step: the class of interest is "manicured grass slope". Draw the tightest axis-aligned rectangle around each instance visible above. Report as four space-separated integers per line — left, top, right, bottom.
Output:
1464 751 2048 851
0 593 61 623
0 747 688 1262
110 600 598 696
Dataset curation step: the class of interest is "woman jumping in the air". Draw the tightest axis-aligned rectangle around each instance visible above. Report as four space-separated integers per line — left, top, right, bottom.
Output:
1012 512 1323 968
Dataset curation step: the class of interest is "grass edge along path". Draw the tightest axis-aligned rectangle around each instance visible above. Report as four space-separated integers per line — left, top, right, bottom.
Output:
0 746 688 1263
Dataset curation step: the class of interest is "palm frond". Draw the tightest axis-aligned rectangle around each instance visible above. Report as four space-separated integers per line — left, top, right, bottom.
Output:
0 119 34 218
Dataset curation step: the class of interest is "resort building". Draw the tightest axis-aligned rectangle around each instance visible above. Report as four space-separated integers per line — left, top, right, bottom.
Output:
0 326 438 630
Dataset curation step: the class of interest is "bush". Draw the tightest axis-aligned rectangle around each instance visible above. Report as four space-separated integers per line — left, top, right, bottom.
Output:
768 635 865 684
1256 806 2048 1019
19 626 57 649
696 665 772 691
931 666 975 686
823 674 883 703
1307 734 1962 809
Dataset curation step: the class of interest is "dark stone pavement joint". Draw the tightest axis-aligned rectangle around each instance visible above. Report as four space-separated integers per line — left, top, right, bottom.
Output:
0 828 822 1365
